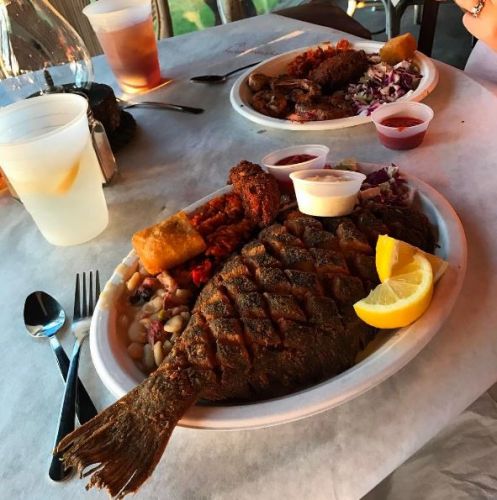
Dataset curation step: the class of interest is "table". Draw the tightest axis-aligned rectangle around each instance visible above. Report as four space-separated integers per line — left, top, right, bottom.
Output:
2 14 497 500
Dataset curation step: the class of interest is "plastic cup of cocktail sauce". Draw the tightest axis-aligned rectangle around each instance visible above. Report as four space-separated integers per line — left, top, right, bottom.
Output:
371 102 434 150
261 144 329 193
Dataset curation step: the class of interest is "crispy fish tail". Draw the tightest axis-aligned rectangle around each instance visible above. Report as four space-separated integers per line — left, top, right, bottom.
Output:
56 366 200 498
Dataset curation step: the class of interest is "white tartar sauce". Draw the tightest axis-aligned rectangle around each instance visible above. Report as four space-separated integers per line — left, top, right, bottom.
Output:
304 172 353 183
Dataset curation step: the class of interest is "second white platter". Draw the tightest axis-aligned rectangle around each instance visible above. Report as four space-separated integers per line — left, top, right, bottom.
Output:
230 41 439 131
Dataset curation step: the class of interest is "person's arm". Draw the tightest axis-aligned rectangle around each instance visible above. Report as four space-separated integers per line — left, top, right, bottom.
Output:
454 0 497 51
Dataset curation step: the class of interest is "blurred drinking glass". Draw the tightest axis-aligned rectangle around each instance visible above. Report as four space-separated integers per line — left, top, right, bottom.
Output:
0 94 109 246
0 0 94 105
83 0 162 94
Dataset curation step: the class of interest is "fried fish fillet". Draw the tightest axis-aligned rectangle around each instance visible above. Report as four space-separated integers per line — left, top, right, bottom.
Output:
309 50 369 92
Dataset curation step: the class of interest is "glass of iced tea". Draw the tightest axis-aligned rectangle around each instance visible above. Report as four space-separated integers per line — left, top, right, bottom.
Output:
0 94 109 246
83 0 161 94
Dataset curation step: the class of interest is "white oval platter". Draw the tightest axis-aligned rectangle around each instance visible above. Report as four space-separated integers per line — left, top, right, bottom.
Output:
90 164 466 430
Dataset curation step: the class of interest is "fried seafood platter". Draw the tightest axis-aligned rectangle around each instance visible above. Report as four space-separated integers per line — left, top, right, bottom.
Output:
230 38 439 130
60 161 465 498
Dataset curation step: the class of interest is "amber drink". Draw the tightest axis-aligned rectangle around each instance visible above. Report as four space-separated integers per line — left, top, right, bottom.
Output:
83 0 161 94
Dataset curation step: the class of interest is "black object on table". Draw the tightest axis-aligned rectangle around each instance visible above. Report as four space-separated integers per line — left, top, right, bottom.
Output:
73 82 137 152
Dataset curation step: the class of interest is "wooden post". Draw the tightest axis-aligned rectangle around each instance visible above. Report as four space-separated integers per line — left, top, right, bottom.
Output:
216 0 257 23
48 0 102 56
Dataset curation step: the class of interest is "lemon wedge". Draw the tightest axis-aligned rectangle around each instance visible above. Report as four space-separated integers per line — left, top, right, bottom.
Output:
354 253 433 329
376 234 448 283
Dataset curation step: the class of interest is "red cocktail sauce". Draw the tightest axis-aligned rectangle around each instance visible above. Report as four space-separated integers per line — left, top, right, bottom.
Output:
378 116 426 150
275 154 317 166
380 116 424 130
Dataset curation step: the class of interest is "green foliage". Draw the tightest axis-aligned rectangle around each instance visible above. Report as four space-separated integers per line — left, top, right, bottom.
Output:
170 0 281 35
170 0 215 35
254 0 280 14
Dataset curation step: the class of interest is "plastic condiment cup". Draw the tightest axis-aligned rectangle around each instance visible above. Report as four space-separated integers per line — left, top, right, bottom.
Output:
290 169 366 217
371 102 434 150
261 145 329 190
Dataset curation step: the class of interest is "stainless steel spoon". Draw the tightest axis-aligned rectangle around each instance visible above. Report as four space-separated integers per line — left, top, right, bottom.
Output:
23 292 98 426
190 60 261 83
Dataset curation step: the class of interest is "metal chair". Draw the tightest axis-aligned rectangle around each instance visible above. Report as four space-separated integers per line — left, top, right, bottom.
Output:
347 0 428 39
214 0 372 40
346 0 441 55
215 0 441 56
417 0 440 56
277 0 372 39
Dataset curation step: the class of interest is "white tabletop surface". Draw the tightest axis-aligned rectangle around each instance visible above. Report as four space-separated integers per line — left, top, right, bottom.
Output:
2 13 497 500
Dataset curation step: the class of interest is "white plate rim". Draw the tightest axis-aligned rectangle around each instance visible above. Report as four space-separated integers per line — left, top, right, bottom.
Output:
90 166 466 430
230 41 439 131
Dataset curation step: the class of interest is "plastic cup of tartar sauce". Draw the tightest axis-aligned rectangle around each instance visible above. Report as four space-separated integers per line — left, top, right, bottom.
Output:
289 169 366 217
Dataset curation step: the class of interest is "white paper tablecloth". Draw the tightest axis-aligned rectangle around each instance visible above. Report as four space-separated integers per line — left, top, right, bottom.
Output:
2 14 497 500
366 387 497 499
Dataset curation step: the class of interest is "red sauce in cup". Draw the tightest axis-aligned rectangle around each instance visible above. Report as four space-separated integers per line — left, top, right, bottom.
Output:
378 116 426 150
275 154 317 166
381 116 424 131
377 132 426 150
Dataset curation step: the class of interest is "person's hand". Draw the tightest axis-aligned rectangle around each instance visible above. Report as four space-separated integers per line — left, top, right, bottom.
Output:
454 0 497 51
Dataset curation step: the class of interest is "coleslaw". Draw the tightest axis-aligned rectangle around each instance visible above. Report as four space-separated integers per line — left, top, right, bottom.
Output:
347 55 423 116
332 160 414 207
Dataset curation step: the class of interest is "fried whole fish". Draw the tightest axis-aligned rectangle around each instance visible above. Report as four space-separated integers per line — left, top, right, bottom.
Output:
58 206 434 498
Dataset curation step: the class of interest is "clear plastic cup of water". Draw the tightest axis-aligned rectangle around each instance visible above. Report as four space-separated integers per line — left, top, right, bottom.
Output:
0 93 109 246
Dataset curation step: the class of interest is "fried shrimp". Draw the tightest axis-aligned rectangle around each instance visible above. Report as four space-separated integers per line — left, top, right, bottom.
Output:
294 94 356 121
247 73 273 92
272 78 321 102
251 90 289 118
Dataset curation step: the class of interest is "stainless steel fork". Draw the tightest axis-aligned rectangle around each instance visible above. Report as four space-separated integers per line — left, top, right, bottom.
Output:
116 97 204 114
49 271 100 482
